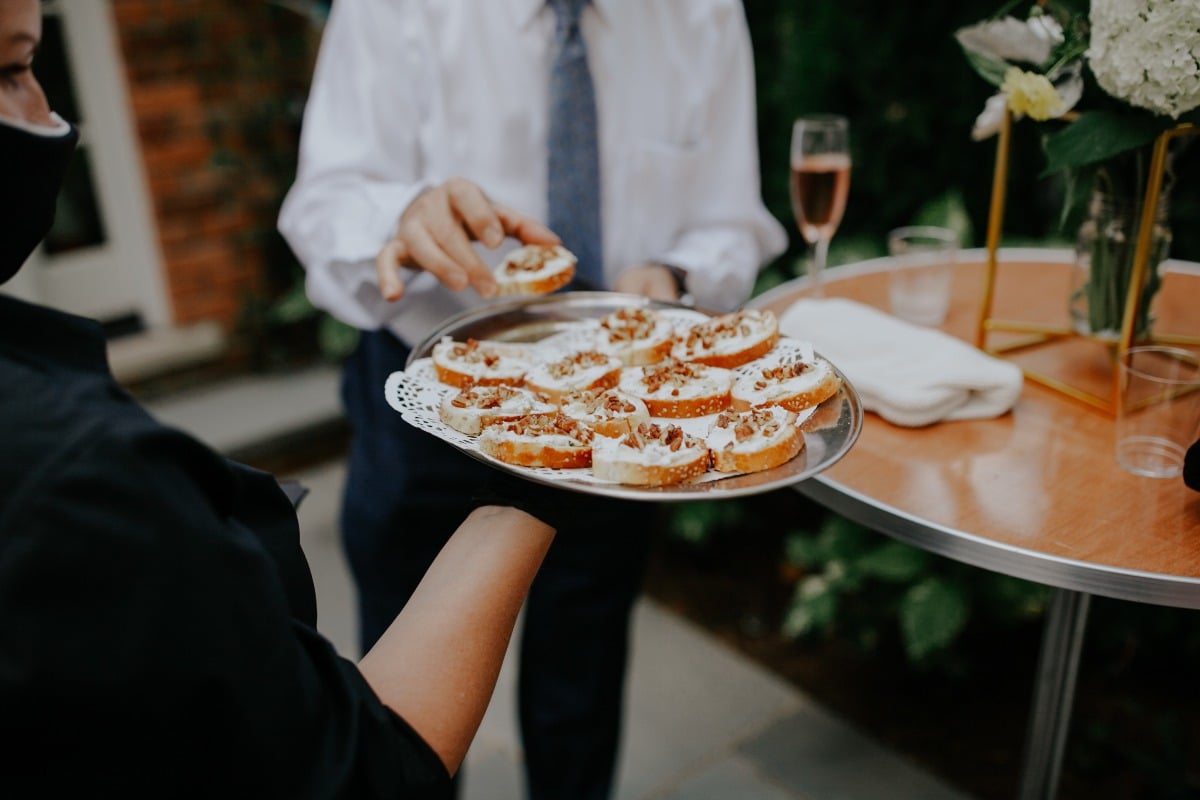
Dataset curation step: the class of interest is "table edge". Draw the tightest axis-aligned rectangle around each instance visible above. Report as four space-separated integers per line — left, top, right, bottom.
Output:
752 246 1200 312
797 476 1200 610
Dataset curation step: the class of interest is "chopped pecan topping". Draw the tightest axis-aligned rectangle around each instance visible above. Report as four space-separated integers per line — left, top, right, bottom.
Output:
503 245 562 274
721 408 785 445
753 361 810 390
640 359 703 392
601 393 635 414
681 310 762 353
562 389 601 411
619 422 696 451
502 412 593 443
546 350 612 379
449 338 507 367
601 307 657 343
451 384 523 410
663 425 686 451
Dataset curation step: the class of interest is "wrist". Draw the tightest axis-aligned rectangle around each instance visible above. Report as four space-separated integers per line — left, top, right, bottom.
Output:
471 474 572 533
658 263 695 307
473 504 558 534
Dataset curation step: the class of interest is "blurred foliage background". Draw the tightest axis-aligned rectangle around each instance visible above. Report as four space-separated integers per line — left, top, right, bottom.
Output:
742 0 1200 295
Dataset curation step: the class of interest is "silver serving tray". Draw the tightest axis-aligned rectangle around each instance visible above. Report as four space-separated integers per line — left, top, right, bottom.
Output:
403 291 863 502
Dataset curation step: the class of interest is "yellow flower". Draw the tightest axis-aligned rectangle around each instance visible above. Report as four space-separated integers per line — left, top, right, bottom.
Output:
1000 67 1064 120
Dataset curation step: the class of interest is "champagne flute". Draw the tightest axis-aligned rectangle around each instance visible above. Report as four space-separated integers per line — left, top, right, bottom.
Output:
790 115 851 297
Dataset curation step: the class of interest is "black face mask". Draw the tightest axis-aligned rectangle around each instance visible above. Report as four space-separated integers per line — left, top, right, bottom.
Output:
0 118 79 284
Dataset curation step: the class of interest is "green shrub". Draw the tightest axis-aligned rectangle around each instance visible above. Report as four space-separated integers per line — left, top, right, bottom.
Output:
780 513 1049 670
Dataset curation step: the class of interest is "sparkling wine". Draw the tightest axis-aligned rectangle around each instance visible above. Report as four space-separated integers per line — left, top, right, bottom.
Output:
790 154 851 244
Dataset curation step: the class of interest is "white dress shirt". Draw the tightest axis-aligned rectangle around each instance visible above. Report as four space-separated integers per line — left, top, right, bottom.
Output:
278 0 788 347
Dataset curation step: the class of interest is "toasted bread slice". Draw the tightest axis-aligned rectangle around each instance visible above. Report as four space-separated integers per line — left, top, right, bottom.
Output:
618 358 733 418
477 412 594 469
559 388 651 439
493 244 577 296
592 423 710 486
594 306 676 366
673 309 780 369
431 337 532 389
524 350 623 404
438 384 557 435
707 406 805 473
731 354 841 412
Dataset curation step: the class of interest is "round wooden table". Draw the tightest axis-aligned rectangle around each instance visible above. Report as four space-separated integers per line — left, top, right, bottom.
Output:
750 247 1200 800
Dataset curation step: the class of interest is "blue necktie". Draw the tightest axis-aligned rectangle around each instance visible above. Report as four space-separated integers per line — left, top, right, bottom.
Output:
547 0 603 290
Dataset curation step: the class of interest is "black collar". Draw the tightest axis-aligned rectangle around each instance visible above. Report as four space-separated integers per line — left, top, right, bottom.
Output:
0 293 110 376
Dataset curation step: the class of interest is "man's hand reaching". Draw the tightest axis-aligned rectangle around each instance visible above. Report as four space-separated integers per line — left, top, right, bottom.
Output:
376 177 560 301
614 263 682 304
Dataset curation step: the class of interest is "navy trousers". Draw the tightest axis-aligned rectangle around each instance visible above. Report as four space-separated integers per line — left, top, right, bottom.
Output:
340 329 655 800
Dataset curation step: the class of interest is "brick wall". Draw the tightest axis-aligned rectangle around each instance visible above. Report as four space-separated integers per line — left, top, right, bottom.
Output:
110 0 315 342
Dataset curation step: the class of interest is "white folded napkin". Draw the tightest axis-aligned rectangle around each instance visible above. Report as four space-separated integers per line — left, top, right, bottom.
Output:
778 298 1024 427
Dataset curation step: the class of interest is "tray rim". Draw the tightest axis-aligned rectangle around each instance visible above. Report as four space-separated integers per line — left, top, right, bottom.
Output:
397 291 863 502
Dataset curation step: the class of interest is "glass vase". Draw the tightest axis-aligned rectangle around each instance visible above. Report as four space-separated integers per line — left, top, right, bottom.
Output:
1069 187 1171 342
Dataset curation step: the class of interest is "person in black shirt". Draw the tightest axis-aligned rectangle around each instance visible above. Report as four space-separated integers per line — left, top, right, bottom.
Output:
0 0 562 794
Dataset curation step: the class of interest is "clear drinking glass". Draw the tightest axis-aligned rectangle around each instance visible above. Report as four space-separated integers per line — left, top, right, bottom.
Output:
887 226 959 326
1115 346 1200 478
790 115 851 298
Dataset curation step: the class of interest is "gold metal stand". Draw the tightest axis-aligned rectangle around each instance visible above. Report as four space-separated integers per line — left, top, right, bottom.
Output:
974 111 1200 414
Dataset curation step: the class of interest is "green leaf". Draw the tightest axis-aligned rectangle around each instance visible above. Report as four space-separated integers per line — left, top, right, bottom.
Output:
782 577 839 638
317 315 360 361
716 500 748 528
899 577 970 662
856 541 931 583
976 574 1049 622
668 502 721 546
823 558 850 587
783 532 821 568
962 48 1011 89
668 500 745 546
815 514 875 561
1042 111 1170 174
914 189 975 246
853 625 881 653
828 233 885 269
267 279 318 325
798 573 831 601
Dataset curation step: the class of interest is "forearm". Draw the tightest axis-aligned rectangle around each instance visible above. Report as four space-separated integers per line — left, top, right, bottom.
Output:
357 505 556 774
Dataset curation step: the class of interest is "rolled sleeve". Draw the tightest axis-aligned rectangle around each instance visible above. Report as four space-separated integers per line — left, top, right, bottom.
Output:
646 3 787 311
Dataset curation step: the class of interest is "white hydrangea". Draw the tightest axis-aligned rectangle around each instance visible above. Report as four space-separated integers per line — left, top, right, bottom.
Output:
1088 0 1200 118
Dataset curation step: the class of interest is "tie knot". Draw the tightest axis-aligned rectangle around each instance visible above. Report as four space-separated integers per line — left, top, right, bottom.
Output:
550 0 587 30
